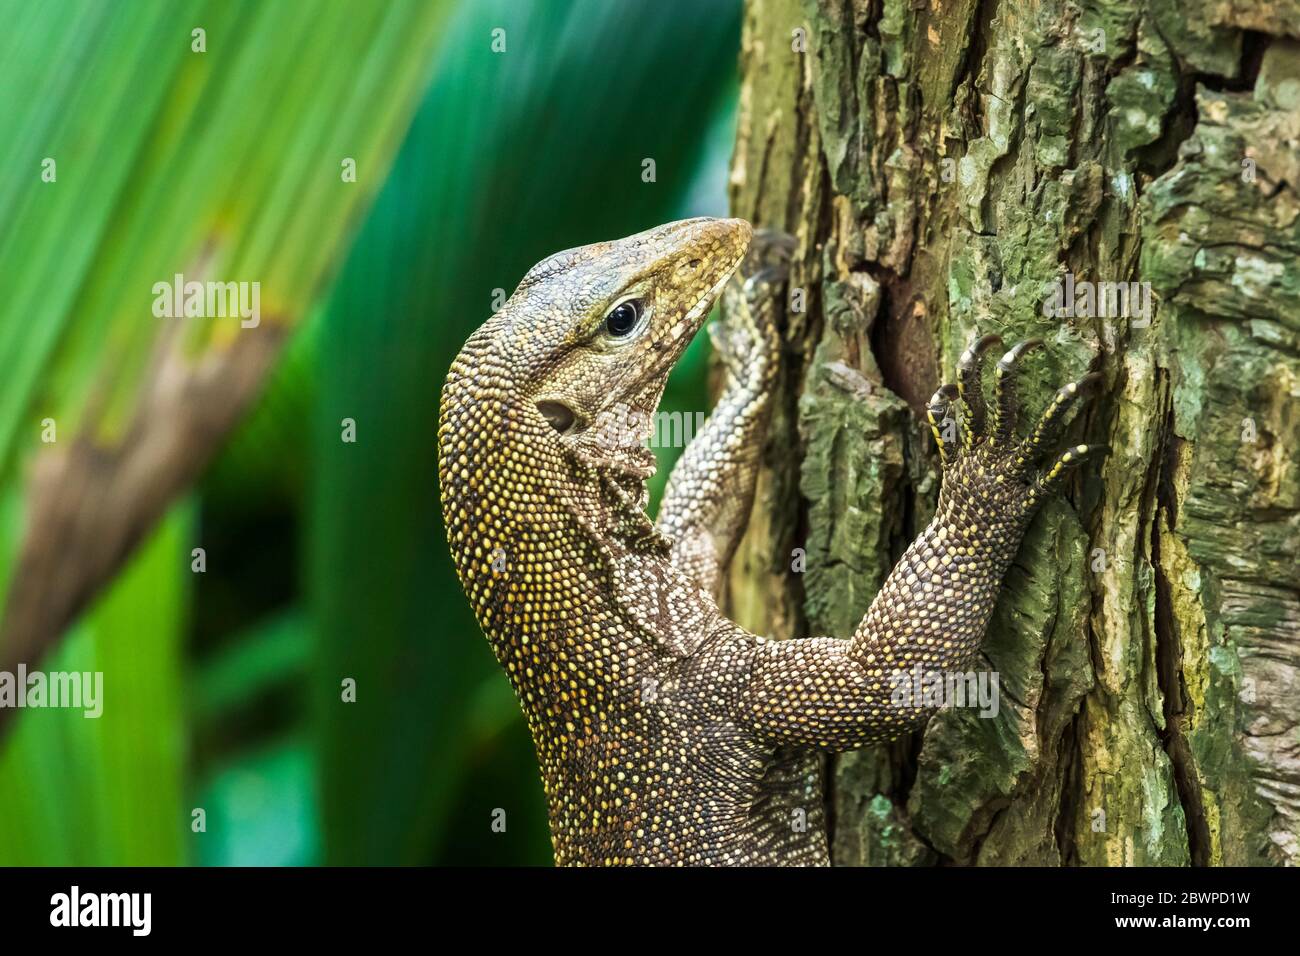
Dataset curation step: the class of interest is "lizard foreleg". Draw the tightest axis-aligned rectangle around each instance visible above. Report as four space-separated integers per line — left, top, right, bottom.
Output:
734 337 1107 749
656 231 792 598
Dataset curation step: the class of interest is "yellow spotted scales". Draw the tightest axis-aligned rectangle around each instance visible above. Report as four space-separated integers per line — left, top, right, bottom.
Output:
438 218 1105 866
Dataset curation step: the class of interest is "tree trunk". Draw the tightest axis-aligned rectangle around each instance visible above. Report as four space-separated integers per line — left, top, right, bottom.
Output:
726 0 1300 865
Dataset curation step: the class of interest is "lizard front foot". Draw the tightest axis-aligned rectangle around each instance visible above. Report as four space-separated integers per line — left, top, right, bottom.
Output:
709 229 792 384
925 334 1108 541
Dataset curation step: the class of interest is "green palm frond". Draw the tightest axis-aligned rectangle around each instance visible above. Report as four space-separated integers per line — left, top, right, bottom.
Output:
0 505 190 864
0 0 452 864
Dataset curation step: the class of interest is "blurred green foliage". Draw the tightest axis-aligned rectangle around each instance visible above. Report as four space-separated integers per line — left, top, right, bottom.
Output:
0 509 189 865
0 0 450 866
0 0 740 865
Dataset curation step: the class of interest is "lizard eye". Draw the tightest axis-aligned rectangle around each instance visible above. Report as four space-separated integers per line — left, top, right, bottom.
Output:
603 300 643 338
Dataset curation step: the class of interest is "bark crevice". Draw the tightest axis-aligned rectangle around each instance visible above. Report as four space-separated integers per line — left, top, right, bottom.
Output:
1150 391 1212 866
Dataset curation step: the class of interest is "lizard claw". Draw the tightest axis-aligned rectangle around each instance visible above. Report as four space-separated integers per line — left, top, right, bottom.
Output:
928 332 1107 521
712 230 791 382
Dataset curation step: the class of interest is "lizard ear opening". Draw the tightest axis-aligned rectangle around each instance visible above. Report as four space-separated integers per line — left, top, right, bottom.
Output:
537 400 578 435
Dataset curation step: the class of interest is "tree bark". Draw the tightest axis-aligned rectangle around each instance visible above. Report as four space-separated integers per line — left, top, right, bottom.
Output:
727 0 1300 865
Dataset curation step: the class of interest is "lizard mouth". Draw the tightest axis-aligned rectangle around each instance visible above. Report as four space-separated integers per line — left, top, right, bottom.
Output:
630 253 746 395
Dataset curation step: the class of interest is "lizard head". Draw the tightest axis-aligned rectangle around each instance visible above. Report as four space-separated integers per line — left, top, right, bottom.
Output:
499 217 752 456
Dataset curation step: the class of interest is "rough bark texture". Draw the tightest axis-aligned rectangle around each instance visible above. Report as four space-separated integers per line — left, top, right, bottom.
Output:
727 0 1300 865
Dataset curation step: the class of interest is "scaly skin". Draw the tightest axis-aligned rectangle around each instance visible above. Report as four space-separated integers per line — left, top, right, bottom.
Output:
656 230 791 598
438 218 1105 866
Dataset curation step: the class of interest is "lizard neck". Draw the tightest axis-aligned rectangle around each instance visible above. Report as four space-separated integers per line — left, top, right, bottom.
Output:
438 352 657 720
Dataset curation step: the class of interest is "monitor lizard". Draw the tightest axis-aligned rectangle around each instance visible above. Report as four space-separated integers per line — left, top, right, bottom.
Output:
438 217 1105 865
